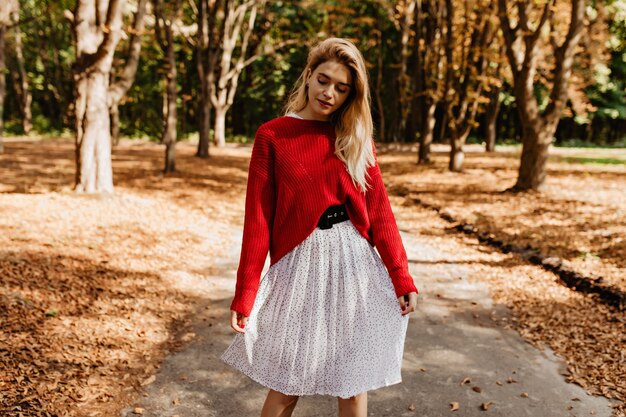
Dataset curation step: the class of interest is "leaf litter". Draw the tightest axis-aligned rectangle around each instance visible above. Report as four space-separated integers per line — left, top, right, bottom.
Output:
382 143 626 416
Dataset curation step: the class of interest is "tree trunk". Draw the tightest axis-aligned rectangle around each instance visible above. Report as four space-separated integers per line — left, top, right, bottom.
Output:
196 81 211 157
396 0 416 141
74 71 115 193
13 23 31 134
210 0 265 148
498 0 585 191
110 103 120 146
418 100 436 164
108 0 147 145
0 0 18 151
195 0 218 158
154 0 180 173
0 25 5 153
162 40 177 173
73 0 125 194
484 85 501 152
214 106 226 147
513 125 553 191
448 134 466 172
374 27 386 141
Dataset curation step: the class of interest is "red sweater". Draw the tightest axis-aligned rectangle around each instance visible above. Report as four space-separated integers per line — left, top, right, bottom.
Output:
231 116 418 316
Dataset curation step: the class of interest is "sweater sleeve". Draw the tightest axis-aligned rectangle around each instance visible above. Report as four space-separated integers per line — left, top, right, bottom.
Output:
365 142 418 298
230 126 276 316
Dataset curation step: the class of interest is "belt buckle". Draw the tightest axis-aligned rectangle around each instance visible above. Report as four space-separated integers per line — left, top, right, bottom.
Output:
319 214 332 230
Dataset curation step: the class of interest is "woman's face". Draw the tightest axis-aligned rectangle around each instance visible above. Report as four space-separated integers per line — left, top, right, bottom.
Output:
302 60 353 121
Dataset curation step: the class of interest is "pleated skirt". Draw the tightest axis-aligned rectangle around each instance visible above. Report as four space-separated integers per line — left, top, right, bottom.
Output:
220 219 410 399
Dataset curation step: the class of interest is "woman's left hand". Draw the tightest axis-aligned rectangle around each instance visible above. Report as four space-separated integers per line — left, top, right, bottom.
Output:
398 292 418 315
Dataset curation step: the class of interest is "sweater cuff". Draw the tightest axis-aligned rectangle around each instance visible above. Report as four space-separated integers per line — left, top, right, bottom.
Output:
389 268 419 298
230 287 258 317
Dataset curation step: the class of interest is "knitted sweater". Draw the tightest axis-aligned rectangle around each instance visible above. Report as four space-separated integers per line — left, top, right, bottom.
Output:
231 115 418 316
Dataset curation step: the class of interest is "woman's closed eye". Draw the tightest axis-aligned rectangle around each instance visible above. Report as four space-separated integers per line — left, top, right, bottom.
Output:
318 78 348 94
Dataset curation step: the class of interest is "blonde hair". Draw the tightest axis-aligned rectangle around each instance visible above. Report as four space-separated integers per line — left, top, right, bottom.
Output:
284 37 375 193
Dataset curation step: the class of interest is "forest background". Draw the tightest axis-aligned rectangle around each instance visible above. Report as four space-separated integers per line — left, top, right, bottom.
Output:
0 0 624 181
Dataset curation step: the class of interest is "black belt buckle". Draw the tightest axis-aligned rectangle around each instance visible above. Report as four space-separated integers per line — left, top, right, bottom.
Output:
318 204 348 230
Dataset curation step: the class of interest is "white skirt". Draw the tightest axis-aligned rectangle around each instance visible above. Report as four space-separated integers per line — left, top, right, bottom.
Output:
220 219 410 399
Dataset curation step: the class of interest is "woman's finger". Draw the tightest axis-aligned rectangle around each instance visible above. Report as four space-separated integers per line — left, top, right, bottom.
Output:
230 310 246 333
399 292 418 316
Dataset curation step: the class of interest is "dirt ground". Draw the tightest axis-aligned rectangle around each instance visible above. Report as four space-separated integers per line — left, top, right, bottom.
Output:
0 138 624 416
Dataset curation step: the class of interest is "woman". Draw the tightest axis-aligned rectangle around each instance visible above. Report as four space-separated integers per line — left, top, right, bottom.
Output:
221 37 419 417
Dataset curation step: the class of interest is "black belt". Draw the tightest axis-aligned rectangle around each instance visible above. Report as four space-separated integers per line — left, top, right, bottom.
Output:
317 204 349 230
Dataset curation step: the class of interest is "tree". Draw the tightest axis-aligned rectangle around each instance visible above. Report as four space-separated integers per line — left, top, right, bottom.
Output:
109 0 148 145
211 0 266 147
194 0 220 157
498 0 585 190
154 0 181 173
444 0 499 171
0 0 19 153
72 0 126 193
7 2 33 135
484 51 503 152
407 0 447 164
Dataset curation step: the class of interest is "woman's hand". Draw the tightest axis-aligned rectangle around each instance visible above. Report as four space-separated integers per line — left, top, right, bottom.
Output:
398 292 418 316
230 310 249 333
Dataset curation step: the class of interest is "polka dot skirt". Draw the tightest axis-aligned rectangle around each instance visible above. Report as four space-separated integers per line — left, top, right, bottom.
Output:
220 219 410 399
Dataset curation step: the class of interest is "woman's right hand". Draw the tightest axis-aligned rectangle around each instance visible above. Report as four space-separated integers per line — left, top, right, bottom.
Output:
230 310 248 333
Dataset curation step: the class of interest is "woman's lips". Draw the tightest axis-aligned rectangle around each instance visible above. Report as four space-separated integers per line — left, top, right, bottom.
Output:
317 99 332 108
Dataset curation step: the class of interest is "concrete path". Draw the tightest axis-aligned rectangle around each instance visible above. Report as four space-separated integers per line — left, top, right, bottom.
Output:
121 227 616 417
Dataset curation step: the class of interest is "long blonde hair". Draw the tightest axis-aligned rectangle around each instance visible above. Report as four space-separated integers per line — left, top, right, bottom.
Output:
283 38 375 194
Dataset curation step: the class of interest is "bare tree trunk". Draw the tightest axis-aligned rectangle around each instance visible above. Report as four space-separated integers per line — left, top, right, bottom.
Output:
163 40 177 173
484 84 501 152
214 106 226 147
74 72 115 192
197 82 211 157
211 0 266 147
0 0 19 151
517 125 553 189
12 23 32 134
418 100 436 164
195 0 219 158
154 0 180 173
374 28 385 141
108 0 147 145
485 53 503 152
449 137 465 172
396 0 416 141
73 0 125 193
413 0 445 163
110 103 120 146
443 0 496 171
498 0 585 191
0 25 5 153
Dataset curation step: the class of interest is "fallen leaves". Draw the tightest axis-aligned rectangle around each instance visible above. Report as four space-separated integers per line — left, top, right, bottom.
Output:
0 140 244 416
140 376 156 387
385 146 626 417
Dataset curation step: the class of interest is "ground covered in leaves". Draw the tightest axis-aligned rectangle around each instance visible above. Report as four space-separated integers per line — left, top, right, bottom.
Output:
1 138 249 416
381 143 626 416
1 138 624 416
381 143 626 293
